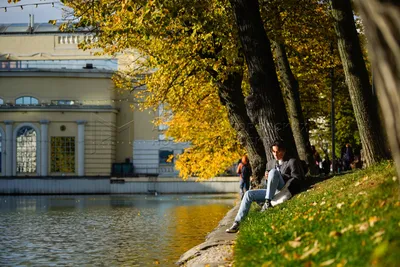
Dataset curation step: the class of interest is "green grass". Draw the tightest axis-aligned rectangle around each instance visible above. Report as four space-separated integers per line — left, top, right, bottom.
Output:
233 161 400 267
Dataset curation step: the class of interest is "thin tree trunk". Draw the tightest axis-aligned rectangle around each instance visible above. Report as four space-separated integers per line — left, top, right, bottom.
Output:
229 0 299 160
354 0 400 174
215 70 267 183
331 0 389 167
273 41 318 175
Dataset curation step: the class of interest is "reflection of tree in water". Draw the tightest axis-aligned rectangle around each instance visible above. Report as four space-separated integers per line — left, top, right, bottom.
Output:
163 204 232 264
16 126 37 173
0 195 234 265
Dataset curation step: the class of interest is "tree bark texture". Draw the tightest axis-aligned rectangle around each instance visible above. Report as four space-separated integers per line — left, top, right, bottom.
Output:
229 0 298 160
216 71 267 183
273 41 318 174
331 0 390 167
354 0 400 174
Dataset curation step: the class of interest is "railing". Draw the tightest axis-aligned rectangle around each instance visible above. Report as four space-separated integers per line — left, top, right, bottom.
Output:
0 59 118 71
112 163 134 177
57 35 98 45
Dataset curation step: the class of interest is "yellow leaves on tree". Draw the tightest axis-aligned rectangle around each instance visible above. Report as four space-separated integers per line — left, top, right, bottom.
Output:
163 90 244 180
63 0 243 179
62 0 344 178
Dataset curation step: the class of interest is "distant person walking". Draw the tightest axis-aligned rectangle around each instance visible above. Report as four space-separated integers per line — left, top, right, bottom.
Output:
237 155 251 199
311 145 322 173
342 143 354 171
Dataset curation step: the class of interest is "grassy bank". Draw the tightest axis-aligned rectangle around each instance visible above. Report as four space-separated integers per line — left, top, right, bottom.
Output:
234 161 400 266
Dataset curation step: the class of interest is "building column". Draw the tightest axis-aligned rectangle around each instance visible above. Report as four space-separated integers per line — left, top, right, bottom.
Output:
4 120 13 176
40 120 50 176
77 120 87 176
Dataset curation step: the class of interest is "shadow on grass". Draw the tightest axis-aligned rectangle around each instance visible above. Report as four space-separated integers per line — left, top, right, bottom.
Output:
293 170 354 196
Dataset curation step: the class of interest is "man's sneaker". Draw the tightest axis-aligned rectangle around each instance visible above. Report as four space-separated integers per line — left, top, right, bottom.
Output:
261 200 273 212
257 202 264 208
226 221 240 233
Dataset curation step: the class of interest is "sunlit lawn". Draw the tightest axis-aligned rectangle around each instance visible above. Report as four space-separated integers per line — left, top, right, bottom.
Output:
234 161 400 266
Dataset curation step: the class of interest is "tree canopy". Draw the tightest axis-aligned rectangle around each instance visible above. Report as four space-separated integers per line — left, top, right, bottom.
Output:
57 0 361 178
23 0 378 178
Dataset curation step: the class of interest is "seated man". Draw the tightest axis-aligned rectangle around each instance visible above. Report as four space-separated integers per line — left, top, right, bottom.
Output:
226 140 304 233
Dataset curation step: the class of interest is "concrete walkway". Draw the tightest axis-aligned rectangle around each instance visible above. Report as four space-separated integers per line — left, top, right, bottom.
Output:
177 202 240 266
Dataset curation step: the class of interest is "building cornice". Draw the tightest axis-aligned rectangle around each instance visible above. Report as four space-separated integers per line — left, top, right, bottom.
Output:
0 69 114 78
0 105 118 114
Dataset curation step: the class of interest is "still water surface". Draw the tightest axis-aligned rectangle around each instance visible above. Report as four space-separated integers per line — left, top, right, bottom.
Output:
0 194 236 266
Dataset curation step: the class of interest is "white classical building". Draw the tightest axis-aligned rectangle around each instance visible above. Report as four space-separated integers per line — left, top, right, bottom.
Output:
0 22 189 178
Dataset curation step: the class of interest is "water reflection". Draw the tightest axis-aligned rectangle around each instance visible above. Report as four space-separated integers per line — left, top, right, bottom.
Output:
0 194 235 266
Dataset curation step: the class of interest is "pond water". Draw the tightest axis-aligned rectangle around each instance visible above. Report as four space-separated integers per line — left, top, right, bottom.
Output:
0 194 236 266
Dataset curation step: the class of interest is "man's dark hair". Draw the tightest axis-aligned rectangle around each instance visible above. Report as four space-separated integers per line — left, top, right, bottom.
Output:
270 140 286 151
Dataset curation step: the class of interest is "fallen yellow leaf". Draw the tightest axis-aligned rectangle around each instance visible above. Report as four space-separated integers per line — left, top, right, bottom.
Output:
288 240 302 248
329 231 342 238
320 258 335 266
300 246 320 260
358 222 369 232
350 200 359 207
362 176 369 181
262 261 273 267
369 216 380 227
371 230 385 239
340 224 354 234
294 236 302 241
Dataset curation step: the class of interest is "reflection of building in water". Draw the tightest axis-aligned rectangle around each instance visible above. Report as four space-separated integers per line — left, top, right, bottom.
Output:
0 22 189 178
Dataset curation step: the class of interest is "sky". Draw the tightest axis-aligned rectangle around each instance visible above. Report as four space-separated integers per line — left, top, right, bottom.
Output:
0 0 64 23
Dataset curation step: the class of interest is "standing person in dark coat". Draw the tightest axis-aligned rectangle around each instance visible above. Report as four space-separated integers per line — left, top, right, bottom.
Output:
311 145 322 174
342 143 354 171
226 140 304 233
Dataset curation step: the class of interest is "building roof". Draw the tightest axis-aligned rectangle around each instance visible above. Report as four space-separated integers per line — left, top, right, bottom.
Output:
0 23 90 34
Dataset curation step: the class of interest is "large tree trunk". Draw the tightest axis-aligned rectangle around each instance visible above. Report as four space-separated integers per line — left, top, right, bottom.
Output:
273 41 318 175
331 0 390 167
215 71 267 183
354 0 400 174
229 0 298 160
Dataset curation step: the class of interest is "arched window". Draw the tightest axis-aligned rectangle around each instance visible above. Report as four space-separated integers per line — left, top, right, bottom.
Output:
15 96 39 105
16 126 37 173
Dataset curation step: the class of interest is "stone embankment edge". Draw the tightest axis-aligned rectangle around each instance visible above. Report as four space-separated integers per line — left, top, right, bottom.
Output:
177 201 240 266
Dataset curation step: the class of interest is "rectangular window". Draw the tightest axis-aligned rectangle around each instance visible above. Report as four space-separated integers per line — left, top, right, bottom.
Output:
51 137 75 173
51 100 79 105
159 150 174 164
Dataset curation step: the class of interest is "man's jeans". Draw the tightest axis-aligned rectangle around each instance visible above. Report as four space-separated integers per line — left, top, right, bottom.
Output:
234 169 285 223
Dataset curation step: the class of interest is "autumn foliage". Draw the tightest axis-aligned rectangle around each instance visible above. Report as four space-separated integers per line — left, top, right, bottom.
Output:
59 0 365 178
